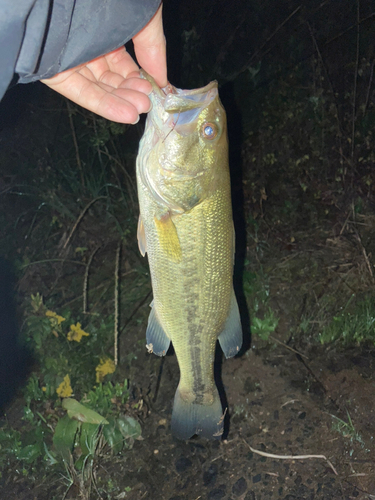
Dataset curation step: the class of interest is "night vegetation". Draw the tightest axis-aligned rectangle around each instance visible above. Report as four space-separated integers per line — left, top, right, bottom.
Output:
0 1 374 498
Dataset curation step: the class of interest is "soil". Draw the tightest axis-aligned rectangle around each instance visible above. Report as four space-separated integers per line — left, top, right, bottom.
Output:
1 72 375 500
2 192 375 500
107 226 375 500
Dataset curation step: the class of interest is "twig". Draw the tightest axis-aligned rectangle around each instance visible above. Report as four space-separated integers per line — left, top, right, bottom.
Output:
63 196 106 251
66 100 85 188
231 5 301 82
120 290 152 336
58 270 137 309
339 211 352 236
243 441 338 475
281 399 300 407
308 22 342 142
20 258 86 269
268 335 309 359
353 232 374 283
83 247 100 314
364 60 374 114
324 12 374 48
250 6 301 68
114 241 121 366
99 146 137 208
351 0 360 161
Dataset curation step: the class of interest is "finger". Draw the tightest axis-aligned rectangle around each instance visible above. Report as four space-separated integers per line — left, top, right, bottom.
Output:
111 87 151 114
117 76 152 94
133 3 168 88
43 72 150 123
83 64 125 89
82 71 152 97
104 47 140 79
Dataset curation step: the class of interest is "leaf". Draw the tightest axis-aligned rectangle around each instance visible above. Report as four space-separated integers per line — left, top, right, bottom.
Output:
79 423 101 457
62 398 109 424
116 416 141 440
102 417 124 454
17 443 43 463
53 414 79 460
43 442 58 466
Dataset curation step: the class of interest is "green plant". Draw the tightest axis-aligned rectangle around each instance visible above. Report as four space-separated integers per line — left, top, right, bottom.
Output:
319 295 375 346
243 264 279 341
331 411 364 447
0 290 139 483
82 381 129 416
53 398 141 465
251 310 279 341
0 419 55 470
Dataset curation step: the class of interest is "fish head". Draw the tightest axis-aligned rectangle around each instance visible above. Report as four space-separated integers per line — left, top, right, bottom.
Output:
138 71 228 214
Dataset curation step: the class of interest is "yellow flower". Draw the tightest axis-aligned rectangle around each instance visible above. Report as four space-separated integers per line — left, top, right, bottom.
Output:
67 322 89 342
56 375 73 398
95 358 116 383
46 310 66 326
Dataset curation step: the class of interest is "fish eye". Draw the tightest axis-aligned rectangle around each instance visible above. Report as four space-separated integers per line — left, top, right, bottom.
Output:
201 122 218 140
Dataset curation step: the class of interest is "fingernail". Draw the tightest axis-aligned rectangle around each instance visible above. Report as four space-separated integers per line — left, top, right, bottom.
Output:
131 116 140 125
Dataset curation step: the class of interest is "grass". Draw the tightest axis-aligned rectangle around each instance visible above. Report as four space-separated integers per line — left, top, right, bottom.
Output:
0 104 148 497
331 410 364 447
1 7 375 496
243 261 279 342
319 294 375 346
0 290 142 495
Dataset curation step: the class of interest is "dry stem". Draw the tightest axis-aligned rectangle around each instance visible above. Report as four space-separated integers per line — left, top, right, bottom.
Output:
114 241 121 366
62 196 106 251
244 440 338 476
83 247 100 314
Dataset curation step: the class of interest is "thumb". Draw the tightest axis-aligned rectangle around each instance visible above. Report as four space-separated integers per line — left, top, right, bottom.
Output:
133 3 168 88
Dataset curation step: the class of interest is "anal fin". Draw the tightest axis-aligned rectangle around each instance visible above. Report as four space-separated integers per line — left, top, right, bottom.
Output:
218 290 243 358
146 303 170 356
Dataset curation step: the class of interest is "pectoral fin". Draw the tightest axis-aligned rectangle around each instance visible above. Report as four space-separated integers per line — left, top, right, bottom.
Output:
146 303 171 356
154 213 182 263
137 215 147 257
218 290 243 358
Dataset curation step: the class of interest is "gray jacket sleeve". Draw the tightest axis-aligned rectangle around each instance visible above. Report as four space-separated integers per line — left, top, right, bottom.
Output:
0 0 161 101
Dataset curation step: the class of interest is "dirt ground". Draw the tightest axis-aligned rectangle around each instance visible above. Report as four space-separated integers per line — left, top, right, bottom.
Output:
3 214 375 500
1 77 375 500
107 223 375 500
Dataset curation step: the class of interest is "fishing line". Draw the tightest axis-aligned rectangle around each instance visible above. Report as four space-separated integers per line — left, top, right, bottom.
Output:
162 110 181 143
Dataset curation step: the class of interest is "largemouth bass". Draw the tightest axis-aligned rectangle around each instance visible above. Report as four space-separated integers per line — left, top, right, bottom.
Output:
136 71 242 439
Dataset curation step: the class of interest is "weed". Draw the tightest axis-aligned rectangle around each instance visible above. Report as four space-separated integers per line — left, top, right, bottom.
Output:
243 263 279 341
0 288 139 490
251 310 279 341
331 411 364 447
319 295 375 346
82 381 129 416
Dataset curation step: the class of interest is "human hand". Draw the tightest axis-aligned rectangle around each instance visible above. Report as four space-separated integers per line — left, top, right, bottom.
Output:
41 3 167 124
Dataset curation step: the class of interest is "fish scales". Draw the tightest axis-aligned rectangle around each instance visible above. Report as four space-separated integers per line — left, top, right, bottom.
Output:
136 72 242 439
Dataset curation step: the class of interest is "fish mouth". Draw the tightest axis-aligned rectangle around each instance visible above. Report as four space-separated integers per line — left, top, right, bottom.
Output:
140 70 218 134
138 71 220 214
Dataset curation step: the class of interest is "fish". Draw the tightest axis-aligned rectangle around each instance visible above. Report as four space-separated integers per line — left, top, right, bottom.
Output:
136 71 242 440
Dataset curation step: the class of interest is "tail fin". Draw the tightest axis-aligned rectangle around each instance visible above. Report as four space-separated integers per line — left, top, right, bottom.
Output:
171 386 224 440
